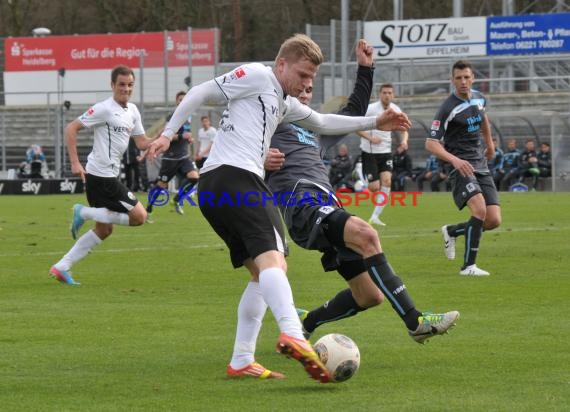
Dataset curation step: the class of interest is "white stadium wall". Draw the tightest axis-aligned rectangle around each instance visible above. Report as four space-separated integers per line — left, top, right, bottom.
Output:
3 66 215 106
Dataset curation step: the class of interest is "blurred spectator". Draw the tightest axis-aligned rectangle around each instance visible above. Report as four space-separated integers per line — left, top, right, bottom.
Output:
495 138 520 190
416 154 446 192
488 137 504 185
441 162 453 192
534 142 552 190
18 144 48 178
391 143 412 191
515 139 539 186
122 138 142 192
328 143 353 190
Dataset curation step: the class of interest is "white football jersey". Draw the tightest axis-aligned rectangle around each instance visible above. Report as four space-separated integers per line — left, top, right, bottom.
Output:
197 126 217 157
79 97 145 177
201 63 312 177
360 101 402 154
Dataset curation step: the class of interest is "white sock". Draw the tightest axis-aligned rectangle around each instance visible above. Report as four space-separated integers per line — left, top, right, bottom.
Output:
371 186 391 219
54 230 102 271
81 207 130 226
258 267 304 340
230 282 268 369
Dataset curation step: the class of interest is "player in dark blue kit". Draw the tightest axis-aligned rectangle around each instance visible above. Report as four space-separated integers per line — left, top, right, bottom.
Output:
265 40 459 343
146 91 198 220
426 60 502 276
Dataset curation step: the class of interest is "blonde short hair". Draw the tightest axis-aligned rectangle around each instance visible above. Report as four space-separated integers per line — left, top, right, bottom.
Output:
275 34 324 66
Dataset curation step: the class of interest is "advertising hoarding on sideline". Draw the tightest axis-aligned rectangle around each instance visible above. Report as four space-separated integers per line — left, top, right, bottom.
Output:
487 13 570 55
4 30 215 72
3 29 218 105
364 17 487 59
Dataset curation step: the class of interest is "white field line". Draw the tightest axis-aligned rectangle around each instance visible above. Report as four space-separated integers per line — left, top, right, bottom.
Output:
0 242 225 258
0 225 567 258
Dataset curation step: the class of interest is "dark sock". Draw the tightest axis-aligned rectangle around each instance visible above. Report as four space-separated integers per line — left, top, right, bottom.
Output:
303 289 364 333
175 177 198 202
364 253 422 330
146 189 163 213
447 222 467 238
463 216 484 268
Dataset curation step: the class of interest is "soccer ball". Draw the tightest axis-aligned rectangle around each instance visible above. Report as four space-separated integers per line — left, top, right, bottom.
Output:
313 333 360 383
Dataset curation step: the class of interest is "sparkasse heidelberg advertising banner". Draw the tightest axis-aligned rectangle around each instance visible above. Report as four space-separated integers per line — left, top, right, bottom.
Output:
364 17 487 59
4 30 215 71
3 29 217 105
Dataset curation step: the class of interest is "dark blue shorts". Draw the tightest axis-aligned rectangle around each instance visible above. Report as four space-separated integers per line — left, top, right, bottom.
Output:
449 171 500 210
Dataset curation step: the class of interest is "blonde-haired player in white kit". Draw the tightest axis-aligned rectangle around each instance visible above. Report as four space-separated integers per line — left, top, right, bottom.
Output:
147 34 411 383
358 83 408 226
49 65 154 285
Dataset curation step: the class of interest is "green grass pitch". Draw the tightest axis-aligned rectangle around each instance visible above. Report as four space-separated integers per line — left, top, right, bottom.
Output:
0 192 568 411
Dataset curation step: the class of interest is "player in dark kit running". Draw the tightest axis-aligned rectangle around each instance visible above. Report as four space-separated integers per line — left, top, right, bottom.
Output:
265 39 459 343
146 91 198 220
426 60 502 276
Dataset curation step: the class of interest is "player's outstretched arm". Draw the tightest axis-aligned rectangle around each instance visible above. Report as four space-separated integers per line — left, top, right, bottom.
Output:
148 80 223 159
375 107 412 132
147 136 171 159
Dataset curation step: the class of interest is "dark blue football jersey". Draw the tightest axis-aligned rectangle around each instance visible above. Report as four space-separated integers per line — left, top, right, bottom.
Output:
429 90 489 172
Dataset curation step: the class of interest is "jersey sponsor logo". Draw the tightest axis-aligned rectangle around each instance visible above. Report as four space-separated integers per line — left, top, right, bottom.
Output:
112 126 133 133
219 111 234 132
292 124 317 147
466 114 482 133
431 120 440 131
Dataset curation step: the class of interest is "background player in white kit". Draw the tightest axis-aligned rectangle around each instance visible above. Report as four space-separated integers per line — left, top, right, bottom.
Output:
49 65 154 285
357 83 408 226
194 115 216 169
147 34 411 382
